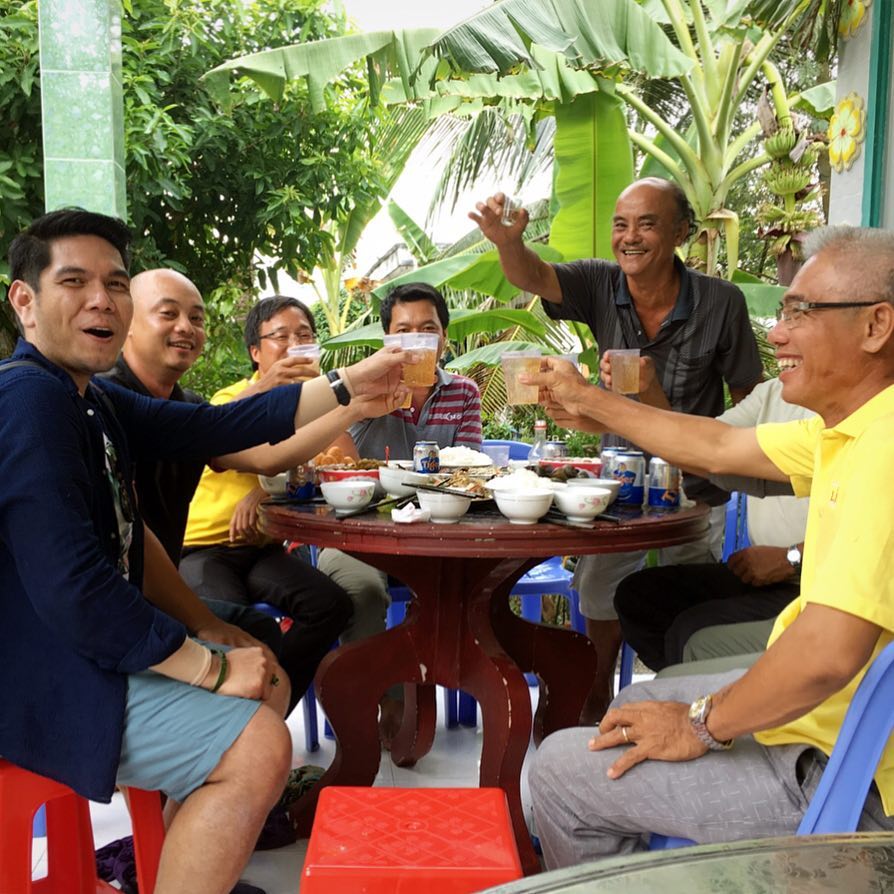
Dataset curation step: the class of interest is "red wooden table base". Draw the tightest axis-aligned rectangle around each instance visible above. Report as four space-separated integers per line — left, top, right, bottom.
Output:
263 503 709 876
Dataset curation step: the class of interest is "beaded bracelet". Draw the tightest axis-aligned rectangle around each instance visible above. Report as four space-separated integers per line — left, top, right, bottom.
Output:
209 649 229 693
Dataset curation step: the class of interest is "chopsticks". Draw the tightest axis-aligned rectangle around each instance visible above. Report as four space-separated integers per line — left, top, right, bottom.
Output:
336 492 416 519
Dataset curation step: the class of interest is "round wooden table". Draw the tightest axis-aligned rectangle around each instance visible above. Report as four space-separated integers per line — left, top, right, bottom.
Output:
261 501 710 875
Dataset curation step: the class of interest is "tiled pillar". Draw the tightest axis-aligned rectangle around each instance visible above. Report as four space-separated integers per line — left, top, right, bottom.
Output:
38 0 126 218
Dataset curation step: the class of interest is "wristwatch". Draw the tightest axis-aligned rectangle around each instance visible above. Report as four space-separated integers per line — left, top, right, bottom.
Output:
688 694 733 751
786 543 802 573
326 369 351 406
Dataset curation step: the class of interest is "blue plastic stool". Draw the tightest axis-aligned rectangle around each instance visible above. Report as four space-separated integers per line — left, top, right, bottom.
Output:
252 601 321 752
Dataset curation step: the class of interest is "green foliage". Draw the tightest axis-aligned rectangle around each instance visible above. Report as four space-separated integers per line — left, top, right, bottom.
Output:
0 0 379 359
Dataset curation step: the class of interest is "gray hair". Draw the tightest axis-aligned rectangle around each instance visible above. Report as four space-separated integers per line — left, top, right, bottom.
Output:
804 225 894 301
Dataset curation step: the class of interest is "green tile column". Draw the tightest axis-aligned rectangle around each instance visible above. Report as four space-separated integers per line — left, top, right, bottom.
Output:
38 0 126 218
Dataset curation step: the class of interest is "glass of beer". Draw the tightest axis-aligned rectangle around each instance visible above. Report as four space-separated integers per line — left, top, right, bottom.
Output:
383 334 412 408
608 348 641 395
501 349 542 405
399 332 439 387
287 343 321 376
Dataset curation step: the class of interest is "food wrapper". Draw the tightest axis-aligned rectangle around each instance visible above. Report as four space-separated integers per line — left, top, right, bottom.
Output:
391 503 431 524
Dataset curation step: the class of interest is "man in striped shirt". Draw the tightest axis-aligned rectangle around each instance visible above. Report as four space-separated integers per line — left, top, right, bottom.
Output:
317 282 482 746
346 282 482 458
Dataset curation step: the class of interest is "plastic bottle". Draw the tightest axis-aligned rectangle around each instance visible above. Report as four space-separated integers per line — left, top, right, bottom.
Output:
527 419 548 462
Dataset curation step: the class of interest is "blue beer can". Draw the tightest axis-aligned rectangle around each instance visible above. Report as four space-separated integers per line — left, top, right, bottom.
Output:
413 441 440 474
612 450 646 505
648 457 681 509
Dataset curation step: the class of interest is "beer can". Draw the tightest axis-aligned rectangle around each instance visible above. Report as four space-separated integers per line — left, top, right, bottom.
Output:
612 449 646 505
413 441 440 474
648 457 681 509
599 446 622 476
541 440 568 460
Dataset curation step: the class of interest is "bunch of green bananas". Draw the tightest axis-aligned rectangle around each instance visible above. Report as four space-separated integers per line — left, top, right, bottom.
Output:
763 162 812 196
763 127 798 160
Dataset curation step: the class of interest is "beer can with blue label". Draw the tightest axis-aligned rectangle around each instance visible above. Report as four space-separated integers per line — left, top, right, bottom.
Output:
413 441 440 474
648 457 681 509
599 446 622 476
612 450 646 505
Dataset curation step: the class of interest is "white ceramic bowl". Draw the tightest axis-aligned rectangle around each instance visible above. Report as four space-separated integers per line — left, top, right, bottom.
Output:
320 478 376 513
493 488 554 525
258 471 288 496
416 490 472 524
378 463 419 498
552 485 613 522
563 477 621 503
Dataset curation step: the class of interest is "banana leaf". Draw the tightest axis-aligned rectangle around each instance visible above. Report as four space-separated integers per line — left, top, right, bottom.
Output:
322 308 545 350
386 199 440 265
549 89 634 262
428 0 693 80
792 80 837 116
734 282 786 318
370 243 564 303
203 29 442 111
445 340 552 372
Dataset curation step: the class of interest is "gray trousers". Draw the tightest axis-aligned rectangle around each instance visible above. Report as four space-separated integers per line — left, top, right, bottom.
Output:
529 670 893 869
683 618 776 663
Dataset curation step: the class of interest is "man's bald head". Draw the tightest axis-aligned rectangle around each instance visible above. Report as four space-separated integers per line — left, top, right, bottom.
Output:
619 178 697 241
130 268 202 308
124 268 207 387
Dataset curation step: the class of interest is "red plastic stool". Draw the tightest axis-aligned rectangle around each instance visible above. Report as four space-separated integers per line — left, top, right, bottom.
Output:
0 759 164 893
302 787 524 893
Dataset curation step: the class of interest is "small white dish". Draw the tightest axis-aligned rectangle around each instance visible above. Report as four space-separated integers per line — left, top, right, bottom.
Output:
378 463 419 498
258 471 288 496
416 490 472 524
320 478 376 514
492 488 553 525
562 477 621 504
553 485 612 522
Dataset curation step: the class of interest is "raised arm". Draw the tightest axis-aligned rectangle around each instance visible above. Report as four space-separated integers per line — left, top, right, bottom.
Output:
469 193 563 303
216 391 397 475
526 358 786 481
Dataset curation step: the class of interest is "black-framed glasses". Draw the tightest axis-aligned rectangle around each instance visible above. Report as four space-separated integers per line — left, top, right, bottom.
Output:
258 329 316 346
775 300 889 327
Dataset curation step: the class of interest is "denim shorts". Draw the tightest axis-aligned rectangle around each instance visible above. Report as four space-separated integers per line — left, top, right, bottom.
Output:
115 645 262 803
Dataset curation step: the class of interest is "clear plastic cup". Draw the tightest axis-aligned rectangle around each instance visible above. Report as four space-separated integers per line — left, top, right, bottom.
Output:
608 348 640 395
382 334 412 408
482 444 510 468
399 332 439 387
500 349 542 405
501 195 520 226
558 352 580 370
287 342 321 376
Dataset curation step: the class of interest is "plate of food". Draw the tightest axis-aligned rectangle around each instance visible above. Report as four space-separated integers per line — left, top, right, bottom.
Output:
537 457 603 480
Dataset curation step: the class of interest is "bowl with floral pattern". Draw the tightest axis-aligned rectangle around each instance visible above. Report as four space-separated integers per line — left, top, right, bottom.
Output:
552 485 613 523
320 478 376 514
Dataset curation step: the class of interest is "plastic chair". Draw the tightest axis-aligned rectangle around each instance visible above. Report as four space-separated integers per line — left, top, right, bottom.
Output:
650 638 894 850
618 493 750 692
252 601 322 752
302 786 522 892
0 759 163 893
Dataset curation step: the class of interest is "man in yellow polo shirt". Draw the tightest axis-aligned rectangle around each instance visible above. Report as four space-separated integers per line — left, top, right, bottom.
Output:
523 225 894 868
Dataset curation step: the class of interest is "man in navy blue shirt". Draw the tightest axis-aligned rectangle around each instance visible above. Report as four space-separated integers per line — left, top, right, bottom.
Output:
0 209 408 893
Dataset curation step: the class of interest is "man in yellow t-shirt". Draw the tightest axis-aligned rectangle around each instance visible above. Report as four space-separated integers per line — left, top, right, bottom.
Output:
523 225 894 868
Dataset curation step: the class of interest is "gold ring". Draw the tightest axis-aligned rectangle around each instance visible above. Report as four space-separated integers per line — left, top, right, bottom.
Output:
621 726 630 743
271 674 280 687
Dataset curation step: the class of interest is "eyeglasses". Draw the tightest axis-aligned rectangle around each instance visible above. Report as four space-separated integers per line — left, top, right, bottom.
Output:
775 300 889 327
258 329 316 346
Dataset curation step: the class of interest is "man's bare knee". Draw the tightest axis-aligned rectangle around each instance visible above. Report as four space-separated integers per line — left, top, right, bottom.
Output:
207 706 291 796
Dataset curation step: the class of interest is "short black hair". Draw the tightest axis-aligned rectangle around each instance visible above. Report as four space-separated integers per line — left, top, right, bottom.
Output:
380 282 449 333
8 208 132 290
243 295 317 370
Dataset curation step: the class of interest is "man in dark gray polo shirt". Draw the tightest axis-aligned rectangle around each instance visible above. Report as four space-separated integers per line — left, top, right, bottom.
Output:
472 177 763 722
